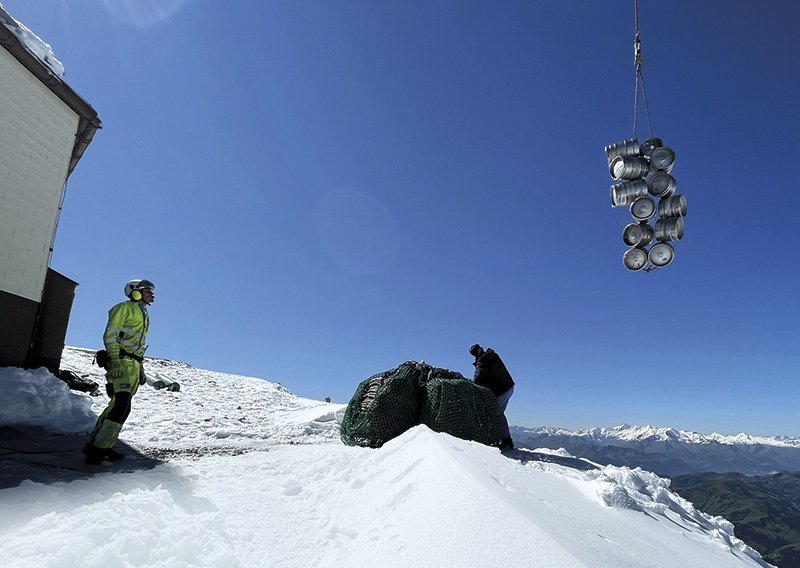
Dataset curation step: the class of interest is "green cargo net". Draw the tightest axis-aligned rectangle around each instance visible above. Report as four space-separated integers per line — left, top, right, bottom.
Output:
340 361 504 448
419 372 504 447
339 361 424 448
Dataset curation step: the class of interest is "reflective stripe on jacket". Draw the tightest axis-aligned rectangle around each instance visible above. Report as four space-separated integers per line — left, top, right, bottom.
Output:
103 300 149 359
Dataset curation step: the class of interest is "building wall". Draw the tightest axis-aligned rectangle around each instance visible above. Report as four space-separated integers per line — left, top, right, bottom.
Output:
0 288 37 367
0 46 79 303
30 268 79 373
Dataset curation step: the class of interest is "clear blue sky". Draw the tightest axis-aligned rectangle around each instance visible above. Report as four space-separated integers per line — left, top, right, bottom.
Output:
6 1 799 436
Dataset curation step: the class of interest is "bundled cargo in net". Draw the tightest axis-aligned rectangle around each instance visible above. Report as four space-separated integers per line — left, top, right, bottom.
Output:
340 361 505 448
339 361 425 448
419 371 504 447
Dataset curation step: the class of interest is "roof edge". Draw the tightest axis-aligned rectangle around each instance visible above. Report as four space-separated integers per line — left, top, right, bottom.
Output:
0 6 101 177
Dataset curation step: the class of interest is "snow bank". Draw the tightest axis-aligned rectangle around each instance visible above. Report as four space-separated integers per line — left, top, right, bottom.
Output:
0 366 95 433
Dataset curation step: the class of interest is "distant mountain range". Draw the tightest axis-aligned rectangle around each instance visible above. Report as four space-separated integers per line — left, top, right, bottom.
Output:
512 424 800 476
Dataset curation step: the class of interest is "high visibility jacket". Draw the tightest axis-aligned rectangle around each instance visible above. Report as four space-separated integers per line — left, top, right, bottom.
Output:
103 300 149 359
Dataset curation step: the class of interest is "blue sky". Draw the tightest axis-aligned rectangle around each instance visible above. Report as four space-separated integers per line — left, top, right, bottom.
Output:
6 1 799 436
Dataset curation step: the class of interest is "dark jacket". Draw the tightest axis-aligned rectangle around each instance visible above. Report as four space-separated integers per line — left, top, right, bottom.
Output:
472 348 515 396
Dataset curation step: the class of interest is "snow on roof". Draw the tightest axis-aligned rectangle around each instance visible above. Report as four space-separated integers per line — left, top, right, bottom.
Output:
0 3 64 77
0 4 101 177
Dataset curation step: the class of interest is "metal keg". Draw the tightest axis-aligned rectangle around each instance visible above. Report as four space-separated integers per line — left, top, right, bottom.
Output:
623 247 649 271
647 172 677 198
640 137 663 157
658 194 687 218
655 217 685 241
604 137 640 166
649 146 676 171
630 196 656 221
648 242 675 268
622 222 654 247
611 179 648 207
610 156 650 180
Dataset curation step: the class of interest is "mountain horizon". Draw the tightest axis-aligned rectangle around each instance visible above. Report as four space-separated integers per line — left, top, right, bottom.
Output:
513 424 800 477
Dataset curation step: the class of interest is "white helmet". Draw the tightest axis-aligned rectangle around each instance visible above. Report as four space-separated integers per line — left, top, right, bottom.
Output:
124 279 155 298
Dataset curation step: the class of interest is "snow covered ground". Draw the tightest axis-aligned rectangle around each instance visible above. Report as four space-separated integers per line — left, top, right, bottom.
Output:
0 347 773 567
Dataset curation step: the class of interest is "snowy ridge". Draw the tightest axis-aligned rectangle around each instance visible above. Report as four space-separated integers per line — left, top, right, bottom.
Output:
0 347 773 567
60 346 346 450
525 424 800 448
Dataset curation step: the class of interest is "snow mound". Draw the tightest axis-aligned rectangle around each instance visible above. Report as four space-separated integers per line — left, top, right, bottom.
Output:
0 366 95 433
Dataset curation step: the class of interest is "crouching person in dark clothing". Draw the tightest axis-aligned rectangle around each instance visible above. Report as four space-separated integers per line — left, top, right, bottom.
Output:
470 343 515 451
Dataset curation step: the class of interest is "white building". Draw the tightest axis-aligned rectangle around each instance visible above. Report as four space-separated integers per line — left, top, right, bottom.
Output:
0 5 100 372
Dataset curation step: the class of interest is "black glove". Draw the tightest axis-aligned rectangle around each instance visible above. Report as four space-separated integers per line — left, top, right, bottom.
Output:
139 373 147 386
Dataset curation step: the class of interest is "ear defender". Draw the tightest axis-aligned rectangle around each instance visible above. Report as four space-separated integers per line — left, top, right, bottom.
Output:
130 290 142 301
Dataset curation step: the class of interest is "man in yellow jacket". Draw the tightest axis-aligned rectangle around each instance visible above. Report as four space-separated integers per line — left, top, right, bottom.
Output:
84 279 155 465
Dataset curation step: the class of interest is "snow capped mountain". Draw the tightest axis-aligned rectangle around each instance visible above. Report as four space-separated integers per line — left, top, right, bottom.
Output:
0 347 775 567
526 424 800 448
514 425 800 476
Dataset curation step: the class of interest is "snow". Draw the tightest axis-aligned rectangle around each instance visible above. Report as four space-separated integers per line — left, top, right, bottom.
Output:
0 366 96 433
0 347 773 567
0 3 65 77
530 424 800 448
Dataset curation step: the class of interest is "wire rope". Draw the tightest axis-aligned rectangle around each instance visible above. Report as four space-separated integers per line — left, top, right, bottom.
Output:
632 0 654 139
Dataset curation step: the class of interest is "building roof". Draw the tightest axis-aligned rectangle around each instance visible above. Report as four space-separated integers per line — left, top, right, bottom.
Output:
0 5 101 177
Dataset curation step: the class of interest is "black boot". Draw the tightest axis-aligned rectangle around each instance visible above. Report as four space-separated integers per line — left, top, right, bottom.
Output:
84 444 105 465
104 448 125 461
498 438 515 451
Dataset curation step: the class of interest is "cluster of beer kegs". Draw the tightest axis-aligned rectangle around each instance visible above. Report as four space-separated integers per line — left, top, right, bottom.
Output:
604 137 686 271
